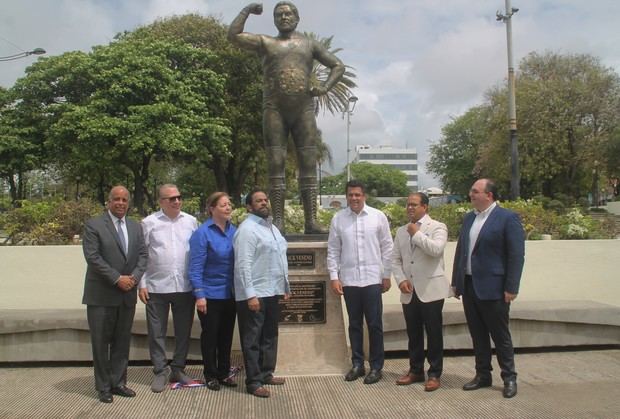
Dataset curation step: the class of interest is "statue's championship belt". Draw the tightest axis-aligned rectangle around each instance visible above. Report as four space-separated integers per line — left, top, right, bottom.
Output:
271 67 308 95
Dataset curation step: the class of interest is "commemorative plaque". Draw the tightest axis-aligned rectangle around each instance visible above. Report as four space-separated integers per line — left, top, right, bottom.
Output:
279 281 326 324
287 251 315 269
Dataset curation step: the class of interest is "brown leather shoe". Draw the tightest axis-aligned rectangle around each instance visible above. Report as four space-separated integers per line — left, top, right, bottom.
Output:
424 377 440 392
265 376 285 385
251 387 270 398
396 372 425 385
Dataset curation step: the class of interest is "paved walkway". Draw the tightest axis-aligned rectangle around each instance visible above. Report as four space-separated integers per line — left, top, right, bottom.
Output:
2 350 619 418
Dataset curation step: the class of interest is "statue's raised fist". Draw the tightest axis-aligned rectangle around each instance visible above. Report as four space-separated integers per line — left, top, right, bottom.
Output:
247 3 263 15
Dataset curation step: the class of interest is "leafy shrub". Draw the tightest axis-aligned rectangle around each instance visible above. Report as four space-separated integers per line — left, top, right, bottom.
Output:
230 207 248 226
3 197 616 244
576 197 590 211
0 198 102 245
381 203 408 236
0 197 11 212
502 200 561 240
284 204 304 234
182 197 201 218
365 196 386 209
428 203 469 240
553 193 574 208
558 209 592 239
545 199 565 214
53 199 105 240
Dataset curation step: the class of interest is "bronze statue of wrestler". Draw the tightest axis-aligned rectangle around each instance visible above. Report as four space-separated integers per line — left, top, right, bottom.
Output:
228 2 345 234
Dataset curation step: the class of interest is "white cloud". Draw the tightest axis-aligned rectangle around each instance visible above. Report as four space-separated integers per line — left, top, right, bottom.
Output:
138 0 209 23
2 0 619 187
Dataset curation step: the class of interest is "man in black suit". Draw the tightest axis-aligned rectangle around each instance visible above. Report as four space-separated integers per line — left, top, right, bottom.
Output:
452 179 525 399
82 185 148 403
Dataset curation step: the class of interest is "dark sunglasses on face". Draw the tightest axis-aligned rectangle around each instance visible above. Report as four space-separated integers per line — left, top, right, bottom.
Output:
162 195 182 202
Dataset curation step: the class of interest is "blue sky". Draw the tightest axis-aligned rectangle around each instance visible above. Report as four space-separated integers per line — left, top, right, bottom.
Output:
2 0 620 188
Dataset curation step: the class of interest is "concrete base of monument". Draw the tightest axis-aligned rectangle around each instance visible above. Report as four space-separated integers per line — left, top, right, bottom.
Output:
275 241 349 376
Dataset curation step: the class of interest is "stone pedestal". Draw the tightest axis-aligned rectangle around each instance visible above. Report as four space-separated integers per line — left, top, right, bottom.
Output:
275 241 349 376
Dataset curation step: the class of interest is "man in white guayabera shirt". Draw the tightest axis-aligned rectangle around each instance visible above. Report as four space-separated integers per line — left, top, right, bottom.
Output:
139 184 198 393
327 179 393 385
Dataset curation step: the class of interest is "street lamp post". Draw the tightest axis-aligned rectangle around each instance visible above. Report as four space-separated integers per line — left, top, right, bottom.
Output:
592 160 600 208
0 48 46 62
345 96 358 182
497 1 520 200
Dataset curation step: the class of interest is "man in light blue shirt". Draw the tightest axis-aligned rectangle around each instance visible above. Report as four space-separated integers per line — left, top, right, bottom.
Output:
234 189 290 398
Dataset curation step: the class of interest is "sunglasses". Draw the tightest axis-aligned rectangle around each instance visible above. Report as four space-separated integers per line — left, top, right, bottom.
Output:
161 195 182 202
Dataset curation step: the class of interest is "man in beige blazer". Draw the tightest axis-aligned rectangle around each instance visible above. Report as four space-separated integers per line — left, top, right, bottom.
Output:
392 192 450 391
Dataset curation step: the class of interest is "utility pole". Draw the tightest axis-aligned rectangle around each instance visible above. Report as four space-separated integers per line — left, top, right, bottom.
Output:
497 0 520 200
344 96 358 182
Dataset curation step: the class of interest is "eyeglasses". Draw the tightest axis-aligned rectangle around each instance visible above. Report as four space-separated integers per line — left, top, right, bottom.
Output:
161 195 182 202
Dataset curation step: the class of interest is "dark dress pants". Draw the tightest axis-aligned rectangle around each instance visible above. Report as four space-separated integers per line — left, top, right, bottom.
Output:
145 292 195 374
197 298 237 380
87 304 135 392
236 296 280 392
402 292 444 378
463 276 517 382
342 284 384 371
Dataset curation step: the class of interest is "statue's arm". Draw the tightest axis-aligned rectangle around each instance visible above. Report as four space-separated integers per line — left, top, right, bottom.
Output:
227 3 263 51
310 41 346 96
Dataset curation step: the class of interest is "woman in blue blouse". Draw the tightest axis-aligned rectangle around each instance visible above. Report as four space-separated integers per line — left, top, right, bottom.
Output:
188 192 237 391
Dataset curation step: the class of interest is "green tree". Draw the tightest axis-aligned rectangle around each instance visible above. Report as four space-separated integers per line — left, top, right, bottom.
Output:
37 36 230 213
485 52 620 198
0 85 49 203
126 15 263 205
428 51 620 199
321 162 409 196
427 106 490 196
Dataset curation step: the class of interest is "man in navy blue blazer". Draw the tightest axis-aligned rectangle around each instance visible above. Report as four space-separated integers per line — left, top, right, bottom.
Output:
452 179 524 399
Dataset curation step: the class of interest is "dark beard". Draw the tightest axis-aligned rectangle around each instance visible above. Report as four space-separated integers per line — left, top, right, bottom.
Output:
252 207 270 219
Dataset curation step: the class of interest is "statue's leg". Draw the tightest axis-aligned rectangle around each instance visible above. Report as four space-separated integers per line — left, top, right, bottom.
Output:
292 107 327 234
263 108 288 233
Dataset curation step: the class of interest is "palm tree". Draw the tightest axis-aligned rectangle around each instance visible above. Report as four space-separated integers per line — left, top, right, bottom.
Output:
316 129 334 205
305 33 358 115
316 129 334 171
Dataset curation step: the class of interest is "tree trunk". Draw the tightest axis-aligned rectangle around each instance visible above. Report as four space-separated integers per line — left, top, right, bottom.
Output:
97 173 106 206
131 155 151 216
6 174 18 204
17 171 25 200
566 128 579 198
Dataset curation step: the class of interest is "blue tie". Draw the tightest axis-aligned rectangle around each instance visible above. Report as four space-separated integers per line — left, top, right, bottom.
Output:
117 219 127 255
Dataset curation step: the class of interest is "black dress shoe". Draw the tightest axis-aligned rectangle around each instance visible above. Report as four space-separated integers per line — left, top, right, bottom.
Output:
206 379 221 391
503 380 517 398
98 391 113 403
218 377 238 388
363 369 382 385
462 375 492 391
344 366 366 382
111 385 136 397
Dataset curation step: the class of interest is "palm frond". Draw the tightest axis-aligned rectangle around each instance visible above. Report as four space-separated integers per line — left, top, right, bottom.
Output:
304 32 357 116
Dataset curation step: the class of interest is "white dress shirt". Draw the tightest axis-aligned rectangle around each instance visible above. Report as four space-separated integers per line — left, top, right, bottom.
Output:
466 201 497 275
327 204 393 287
140 210 198 293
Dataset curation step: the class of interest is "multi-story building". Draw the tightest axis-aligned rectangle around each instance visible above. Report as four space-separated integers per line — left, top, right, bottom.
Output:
354 145 418 191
